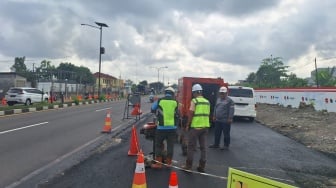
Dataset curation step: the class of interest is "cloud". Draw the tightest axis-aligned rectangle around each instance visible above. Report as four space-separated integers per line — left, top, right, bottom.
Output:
0 0 335 85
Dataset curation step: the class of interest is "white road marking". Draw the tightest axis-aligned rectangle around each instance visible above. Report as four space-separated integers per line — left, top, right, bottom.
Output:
95 107 111 112
0 122 49 135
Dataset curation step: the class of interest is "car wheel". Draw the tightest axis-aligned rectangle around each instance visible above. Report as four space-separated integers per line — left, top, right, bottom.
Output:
7 101 14 106
248 117 255 122
25 99 31 106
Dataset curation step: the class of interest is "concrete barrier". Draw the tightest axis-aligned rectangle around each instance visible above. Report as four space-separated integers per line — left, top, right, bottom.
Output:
255 87 336 112
29 108 36 112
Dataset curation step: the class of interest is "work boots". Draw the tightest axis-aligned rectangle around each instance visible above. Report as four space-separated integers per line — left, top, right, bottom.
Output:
181 159 192 171
165 157 172 167
196 160 206 173
151 157 163 169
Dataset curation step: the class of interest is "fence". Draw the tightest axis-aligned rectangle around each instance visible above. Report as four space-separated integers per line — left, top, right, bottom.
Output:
254 87 336 112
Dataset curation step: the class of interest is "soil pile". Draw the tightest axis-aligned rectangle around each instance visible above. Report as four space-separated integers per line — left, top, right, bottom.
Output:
256 103 336 159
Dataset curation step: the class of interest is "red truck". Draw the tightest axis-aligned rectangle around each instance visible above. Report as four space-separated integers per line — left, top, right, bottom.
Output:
176 77 227 155
176 76 228 126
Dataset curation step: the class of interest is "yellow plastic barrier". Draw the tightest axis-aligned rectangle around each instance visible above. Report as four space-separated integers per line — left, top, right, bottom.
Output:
227 168 297 188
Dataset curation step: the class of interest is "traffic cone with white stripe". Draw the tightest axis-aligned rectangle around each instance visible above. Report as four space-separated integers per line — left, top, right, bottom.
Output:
132 150 147 188
101 110 112 133
169 171 178 188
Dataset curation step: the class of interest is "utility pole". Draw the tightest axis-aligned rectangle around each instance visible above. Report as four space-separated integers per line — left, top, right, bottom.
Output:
150 66 168 94
315 57 319 87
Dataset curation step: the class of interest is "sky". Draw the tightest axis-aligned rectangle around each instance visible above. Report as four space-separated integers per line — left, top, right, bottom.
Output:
0 0 335 85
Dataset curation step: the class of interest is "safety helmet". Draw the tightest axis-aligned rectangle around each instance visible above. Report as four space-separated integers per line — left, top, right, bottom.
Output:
219 86 227 93
165 87 175 93
192 84 203 92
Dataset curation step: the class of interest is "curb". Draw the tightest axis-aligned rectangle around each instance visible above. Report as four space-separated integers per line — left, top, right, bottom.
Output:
0 98 124 116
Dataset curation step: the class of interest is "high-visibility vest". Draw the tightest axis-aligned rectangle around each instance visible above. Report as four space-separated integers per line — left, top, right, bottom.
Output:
158 98 178 127
191 97 210 128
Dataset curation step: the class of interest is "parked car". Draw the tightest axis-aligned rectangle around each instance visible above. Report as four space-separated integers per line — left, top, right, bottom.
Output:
228 86 257 122
5 87 49 106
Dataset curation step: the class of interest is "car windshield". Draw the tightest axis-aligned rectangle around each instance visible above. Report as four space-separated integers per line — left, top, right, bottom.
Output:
228 88 253 98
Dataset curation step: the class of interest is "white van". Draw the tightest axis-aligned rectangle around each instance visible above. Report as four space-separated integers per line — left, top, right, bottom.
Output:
228 86 256 122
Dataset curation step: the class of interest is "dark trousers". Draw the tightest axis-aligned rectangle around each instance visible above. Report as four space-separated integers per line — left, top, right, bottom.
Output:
214 121 231 146
154 129 177 158
186 128 209 163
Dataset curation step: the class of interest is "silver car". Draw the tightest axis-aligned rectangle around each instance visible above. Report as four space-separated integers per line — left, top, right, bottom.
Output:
5 87 49 106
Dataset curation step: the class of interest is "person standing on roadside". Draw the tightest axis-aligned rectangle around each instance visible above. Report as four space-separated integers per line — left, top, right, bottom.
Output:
209 86 235 150
182 84 210 173
150 87 179 169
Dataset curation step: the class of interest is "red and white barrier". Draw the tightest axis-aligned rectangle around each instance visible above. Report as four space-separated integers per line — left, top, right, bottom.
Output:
255 87 336 112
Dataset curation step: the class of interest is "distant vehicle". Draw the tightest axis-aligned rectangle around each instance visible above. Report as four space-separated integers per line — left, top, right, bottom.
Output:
228 86 256 122
149 93 154 103
176 77 228 127
5 87 49 106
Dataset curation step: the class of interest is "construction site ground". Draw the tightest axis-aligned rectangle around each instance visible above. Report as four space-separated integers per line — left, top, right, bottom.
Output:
256 103 336 187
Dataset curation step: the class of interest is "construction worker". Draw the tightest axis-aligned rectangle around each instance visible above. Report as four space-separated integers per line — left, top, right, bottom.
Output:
150 87 179 168
182 84 210 172
209 86 235 150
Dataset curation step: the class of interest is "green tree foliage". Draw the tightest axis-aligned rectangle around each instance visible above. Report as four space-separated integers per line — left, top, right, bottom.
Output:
242 56 309 88
11 57 95 86
35 60 56 81
317 67 336 86
256 57 289 88
281 73 308 87
11 56 38 87
139 80 148 87
11 57 27 73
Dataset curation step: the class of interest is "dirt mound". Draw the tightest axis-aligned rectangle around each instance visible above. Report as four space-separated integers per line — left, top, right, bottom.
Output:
256 103 336 158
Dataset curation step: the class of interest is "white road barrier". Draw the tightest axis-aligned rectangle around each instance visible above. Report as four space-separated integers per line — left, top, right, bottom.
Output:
255 87 336 112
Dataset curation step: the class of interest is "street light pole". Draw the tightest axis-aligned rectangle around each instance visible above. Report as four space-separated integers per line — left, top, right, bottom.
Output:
81 22 108 98
151 66 168 94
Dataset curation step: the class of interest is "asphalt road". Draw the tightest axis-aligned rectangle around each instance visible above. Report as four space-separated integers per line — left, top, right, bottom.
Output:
1 96 336 188
37 110 336 187
0 98 149 188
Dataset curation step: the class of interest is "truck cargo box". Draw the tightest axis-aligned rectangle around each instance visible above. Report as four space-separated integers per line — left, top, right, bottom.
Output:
176 77 227 126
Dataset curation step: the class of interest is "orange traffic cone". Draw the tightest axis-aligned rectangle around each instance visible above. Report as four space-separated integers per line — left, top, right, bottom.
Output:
169 171 178 188
132 150 147 188
1 98 7 106
101 110 112 133
128 125 140 156
131 103 140 115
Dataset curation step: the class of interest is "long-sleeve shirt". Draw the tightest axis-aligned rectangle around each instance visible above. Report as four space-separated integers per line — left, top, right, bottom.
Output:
213 97 235 122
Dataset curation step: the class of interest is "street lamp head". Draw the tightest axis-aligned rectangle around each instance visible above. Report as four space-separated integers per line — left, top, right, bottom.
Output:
95 22 108 28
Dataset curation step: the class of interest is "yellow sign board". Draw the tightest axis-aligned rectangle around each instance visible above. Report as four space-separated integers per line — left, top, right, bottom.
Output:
227 168 297 188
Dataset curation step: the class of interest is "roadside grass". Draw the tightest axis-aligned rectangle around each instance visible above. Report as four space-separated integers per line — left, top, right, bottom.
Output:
0 101 73 111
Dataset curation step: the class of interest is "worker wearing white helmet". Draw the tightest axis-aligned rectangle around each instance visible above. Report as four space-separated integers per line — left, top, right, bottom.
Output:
150 86 179 168
191 84 203 93
182 83 210 173
209 86 235 150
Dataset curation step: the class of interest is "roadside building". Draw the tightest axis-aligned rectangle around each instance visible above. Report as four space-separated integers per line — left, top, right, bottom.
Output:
0 72 28 99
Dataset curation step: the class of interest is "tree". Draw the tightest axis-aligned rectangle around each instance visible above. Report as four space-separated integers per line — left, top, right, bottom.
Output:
35 60 56 81
139 80 148 87
246 72 256 84
255 57 289 88
11 57 27 73
11 56 38 87
281 73 308 87
317 67 336 86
